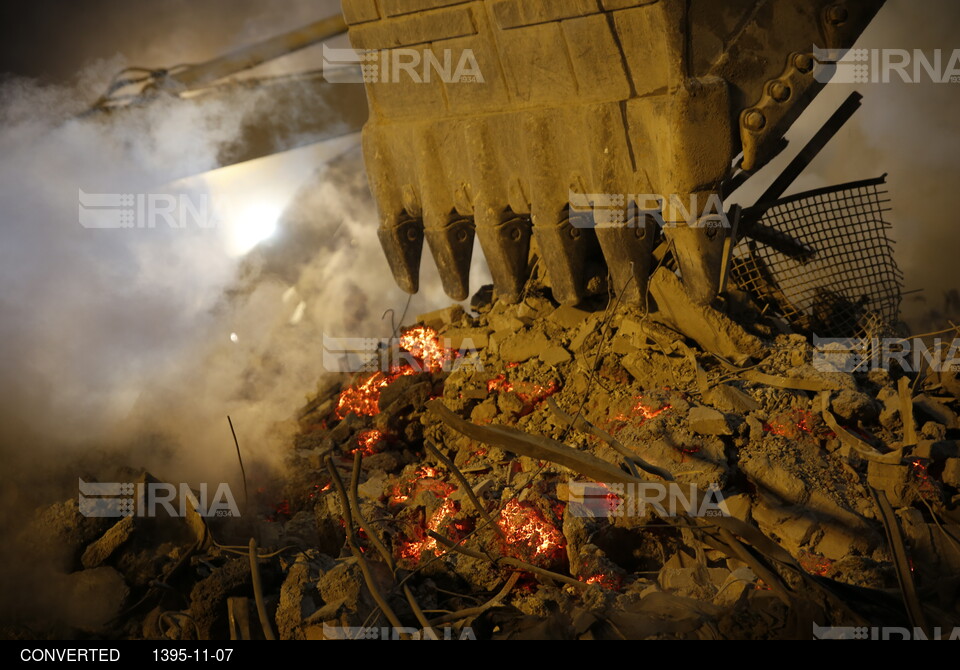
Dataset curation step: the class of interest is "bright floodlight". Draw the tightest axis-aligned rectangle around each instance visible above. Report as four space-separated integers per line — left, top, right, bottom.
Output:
231 202 281 255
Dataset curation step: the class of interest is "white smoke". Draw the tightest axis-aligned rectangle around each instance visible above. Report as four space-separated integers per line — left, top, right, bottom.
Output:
0 62 484 505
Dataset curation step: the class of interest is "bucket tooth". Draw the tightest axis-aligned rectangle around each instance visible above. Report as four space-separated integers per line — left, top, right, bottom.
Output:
595 212 656 304
533 214 596 306
664 222 727 306
475 211 532 304
424 216 476 301
377 216 424 295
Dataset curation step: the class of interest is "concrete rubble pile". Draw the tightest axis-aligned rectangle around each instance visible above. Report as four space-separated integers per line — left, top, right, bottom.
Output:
16 281 960 640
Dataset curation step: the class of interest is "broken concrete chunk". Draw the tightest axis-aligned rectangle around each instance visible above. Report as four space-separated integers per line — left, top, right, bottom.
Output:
746 415 765 443
488 315 525 334
615 317 659 349
920 421 947 441
714 567 756 606
568 319 596 353
877 387 901 430
416 305 465 330
611 336 639 356
516 297 553 322
548 305 593 330
866 460 913 507
751 503 817 555
703 384 759 414
649 268 764 365
283 511 322 548
357 472 388 501
276 557 319 640
831 388 878 424
721 493 751 524
470 397 498 423
539 345 572 366
813 521 874 561
81 516 135 569
739 453 808 503
942 459 960 487
913 394 957 429
378 377 431 413
26 499 111 571
500 330 552 363
445 327 490 350
687 406 732 436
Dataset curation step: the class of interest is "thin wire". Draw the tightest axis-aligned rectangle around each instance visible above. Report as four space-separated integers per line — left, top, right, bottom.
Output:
227 416 249 512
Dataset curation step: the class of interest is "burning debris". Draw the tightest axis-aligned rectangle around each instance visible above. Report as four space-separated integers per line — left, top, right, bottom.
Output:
8 0 960 645
19 276 960 641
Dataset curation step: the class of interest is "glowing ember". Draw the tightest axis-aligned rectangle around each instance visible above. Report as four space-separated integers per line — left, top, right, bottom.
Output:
335 326 451 419
267 499 292 522
763 409 831 440
396 499 461 563
353 429 386 457
306 482 332 501
580 572 623 591
910 458 939 499
486 375 507 394
399 325 452 372
496 500 566 567
486 374 561 416
607 394 672 431
335 370 410 419
798 550 833 577
632 395 671 420
463 447 488 467
388 465 455 506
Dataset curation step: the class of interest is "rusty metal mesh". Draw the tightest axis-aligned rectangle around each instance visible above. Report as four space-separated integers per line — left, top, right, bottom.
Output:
731 176 902 337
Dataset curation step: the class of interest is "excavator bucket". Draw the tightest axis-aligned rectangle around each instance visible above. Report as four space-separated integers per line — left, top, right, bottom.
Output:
340 0 885 306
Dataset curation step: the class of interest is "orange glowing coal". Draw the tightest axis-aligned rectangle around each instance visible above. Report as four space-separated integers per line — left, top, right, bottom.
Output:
580 572 623 590
798 550 833 577
335 370 410 419
486 375 561 417
608 394 672 430
910 458 939 499
633 395 671 421
399 325 452 372
763 409 832 440
335 326 452 419
388 465 455 506
352 429 386 457
496 500 566 566
397 499 461 562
